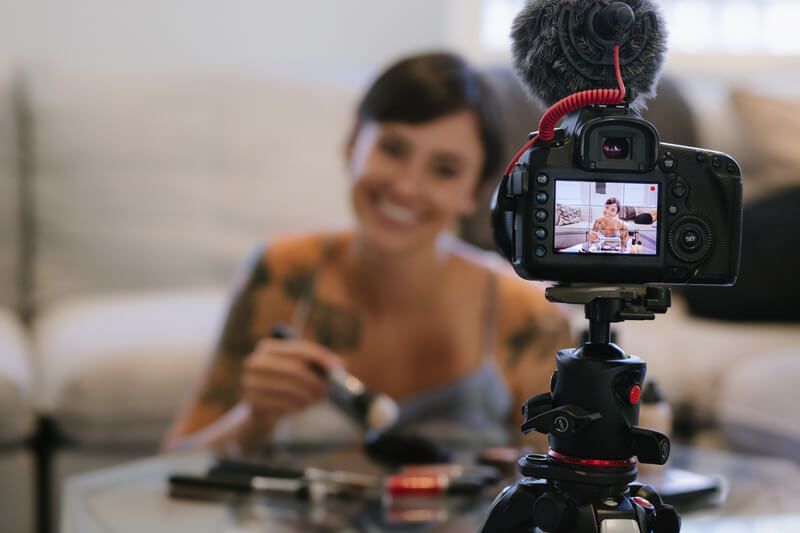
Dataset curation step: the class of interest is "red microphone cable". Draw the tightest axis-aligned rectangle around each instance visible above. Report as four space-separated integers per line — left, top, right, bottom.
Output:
503 44 626 177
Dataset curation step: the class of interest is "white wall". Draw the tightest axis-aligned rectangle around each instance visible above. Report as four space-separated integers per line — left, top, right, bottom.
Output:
0 0 467 76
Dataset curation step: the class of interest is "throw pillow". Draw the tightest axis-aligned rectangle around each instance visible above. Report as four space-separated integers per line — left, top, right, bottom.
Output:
556 204 581 226
619 206 637 220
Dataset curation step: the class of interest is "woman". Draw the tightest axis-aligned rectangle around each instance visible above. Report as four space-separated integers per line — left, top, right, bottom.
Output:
589 197 629 251
162 53 572 455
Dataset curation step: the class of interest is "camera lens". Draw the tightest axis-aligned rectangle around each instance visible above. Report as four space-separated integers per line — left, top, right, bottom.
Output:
602 137 631 159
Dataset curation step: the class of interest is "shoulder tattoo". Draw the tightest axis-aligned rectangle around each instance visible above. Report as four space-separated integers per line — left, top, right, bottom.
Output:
282 268 315 300
505 310 566 369
307 299 363 353
281 256 363 353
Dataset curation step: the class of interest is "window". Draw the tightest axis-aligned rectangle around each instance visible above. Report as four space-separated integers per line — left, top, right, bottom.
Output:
480 0 800 55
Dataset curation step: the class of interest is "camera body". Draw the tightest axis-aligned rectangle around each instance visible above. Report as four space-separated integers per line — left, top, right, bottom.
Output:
493 105 743 284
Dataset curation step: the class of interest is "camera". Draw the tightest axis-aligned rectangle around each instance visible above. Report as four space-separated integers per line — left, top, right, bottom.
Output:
492 104 743 285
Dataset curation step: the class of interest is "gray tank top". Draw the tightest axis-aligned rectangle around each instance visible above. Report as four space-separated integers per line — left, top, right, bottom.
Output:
271 242 513 449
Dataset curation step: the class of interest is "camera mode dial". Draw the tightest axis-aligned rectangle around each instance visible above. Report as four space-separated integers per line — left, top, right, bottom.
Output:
667 215 714 263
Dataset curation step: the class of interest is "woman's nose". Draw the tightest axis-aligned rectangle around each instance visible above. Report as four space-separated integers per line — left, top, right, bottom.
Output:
390 162 426 199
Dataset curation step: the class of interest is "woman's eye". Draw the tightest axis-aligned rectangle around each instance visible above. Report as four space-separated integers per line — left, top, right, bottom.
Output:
433 165 458 178
378 140 407 158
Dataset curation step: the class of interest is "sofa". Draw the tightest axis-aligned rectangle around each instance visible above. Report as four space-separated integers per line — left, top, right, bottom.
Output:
1 58 799 533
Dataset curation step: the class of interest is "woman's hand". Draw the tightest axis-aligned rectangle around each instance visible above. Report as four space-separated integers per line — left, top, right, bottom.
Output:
239 338 343 432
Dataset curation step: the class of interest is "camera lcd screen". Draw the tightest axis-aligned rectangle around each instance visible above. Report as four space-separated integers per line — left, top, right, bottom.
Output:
554 180 659 255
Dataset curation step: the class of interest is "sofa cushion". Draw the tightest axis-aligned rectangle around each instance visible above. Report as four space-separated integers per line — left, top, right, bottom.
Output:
0 308 35 444
33 289 226 447
719 348 800 462
615 296 800 425
27 66 358 308
731 88 800 202
0 61 19 311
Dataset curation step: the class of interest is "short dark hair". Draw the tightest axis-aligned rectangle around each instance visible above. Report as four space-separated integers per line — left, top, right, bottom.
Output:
354 52 504 188
605 197 620 212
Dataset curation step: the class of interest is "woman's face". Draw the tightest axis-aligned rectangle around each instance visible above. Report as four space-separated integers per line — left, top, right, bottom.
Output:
347 110 485 253
603 203 619 218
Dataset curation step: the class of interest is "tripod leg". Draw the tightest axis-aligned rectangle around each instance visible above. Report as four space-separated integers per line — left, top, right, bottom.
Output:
477 479 545 533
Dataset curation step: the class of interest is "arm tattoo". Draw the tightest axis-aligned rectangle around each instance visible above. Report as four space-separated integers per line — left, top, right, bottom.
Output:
282 264 363 353
307 299 362 353
218 254 272 357
200 249 272 409
282 268 315 300
506 315 540 370
505 311 564 369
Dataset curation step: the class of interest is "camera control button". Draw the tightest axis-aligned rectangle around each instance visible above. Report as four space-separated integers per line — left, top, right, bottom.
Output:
727 162 740 175
534 246 547 258
696 152 707 163
667 216 714 263
680 229 701 251
535 209 548 222
671 182 688 198
661 153 677 173
712 156 722 169
536 192 548 203
535 227 548 240
536 173 549 185
668 205 678 215
629 385 642 405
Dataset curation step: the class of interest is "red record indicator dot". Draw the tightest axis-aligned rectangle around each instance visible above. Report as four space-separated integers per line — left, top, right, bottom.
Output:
629 385 642 405
650 186 656 191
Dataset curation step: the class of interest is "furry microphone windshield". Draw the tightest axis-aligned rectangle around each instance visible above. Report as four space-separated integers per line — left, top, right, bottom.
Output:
511 0 667 112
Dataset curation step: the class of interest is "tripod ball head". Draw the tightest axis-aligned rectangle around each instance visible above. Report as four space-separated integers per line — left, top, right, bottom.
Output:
522 346 670 466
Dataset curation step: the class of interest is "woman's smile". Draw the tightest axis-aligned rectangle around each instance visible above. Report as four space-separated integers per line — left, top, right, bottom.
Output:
374 196 419 228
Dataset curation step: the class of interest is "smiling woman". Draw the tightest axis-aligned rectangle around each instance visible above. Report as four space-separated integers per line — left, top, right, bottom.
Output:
161 52 573 455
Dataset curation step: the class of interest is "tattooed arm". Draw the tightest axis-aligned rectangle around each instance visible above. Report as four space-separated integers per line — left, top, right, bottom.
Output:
161 245 274 454
161 237 344 455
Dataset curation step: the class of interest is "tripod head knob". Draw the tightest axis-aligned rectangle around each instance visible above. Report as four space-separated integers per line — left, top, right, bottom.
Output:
631 426 671 465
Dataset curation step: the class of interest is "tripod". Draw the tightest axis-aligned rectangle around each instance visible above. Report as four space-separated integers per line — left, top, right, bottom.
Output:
479 285 681 533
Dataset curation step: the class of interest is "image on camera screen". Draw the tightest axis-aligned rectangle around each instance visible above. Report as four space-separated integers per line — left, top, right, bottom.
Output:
554 180 659 255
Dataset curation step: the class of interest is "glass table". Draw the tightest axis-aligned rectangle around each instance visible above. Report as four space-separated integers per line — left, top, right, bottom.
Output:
61 445 800 533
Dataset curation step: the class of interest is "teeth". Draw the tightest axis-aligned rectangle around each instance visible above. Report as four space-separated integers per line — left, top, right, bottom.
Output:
377 200 416 224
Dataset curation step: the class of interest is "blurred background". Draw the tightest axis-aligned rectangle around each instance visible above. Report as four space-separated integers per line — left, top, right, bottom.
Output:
0 1 798 532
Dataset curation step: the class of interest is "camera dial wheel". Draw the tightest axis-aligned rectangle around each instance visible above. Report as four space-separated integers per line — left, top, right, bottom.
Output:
667 215 715 263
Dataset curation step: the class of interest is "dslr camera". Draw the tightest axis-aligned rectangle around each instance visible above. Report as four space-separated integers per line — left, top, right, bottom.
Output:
492 105 743 284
